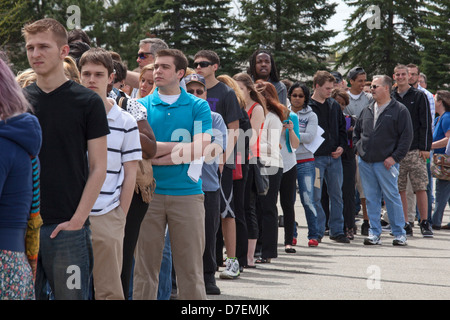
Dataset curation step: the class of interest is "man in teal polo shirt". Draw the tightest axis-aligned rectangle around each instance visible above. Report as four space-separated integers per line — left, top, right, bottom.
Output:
132 49 212 300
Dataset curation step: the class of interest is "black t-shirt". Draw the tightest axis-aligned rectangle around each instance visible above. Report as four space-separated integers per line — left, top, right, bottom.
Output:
24 80 110 225
310 98 333 156
207 82 242 125
206 81 243 168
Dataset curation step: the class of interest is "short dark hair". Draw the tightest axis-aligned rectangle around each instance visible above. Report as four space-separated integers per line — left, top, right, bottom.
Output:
406 63 420 73
69 41 91 70
288 82 310 107
194 50 220 67
313 70 335 88
68 29 91 46
79 47 114 75
109 51 127 83
156 49 188 76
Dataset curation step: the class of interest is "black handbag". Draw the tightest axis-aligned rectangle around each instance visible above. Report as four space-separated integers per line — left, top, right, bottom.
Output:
253 158 269 196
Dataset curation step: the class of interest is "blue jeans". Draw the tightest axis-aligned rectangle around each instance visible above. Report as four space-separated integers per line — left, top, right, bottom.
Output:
313 156 345 238
431 179 450 227
358 159 405 237
35 224 93 300
296 161 319 240
157 228 172 300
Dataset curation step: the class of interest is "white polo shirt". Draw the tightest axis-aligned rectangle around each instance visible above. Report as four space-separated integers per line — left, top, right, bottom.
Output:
90 100 142 216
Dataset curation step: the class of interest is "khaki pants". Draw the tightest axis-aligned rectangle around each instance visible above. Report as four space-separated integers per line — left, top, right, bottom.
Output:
90 205 126 300
133 193 206 300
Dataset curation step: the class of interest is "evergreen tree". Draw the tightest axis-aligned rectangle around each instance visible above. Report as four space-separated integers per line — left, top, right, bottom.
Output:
141 0 237 74
100 0 157 71
0 0 106 72
334 0 423 78
0 0 35 72
233 0 338 80
415 0 450 92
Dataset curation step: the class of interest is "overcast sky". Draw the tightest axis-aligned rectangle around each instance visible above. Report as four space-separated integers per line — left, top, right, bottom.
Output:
327 1 353 45
230 1 354 45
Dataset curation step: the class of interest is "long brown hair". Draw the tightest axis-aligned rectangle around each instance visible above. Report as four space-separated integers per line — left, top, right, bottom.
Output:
255 80 287 121
233 72 267 115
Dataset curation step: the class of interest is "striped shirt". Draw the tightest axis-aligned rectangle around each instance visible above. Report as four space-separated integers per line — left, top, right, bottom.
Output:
90 100 142 216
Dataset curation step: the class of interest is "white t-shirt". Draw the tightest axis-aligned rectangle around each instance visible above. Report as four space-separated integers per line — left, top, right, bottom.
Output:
158 92 181 105
90 100 142 216
259 111 283 169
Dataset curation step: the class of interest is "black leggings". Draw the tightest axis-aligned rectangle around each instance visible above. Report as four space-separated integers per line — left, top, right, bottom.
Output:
234 163 249 267
279 165 297 245
120 191 149 299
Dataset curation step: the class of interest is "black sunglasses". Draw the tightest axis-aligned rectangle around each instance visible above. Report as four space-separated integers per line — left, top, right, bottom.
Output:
193 61 214 69
370 85 383 89
188 89 205 96
138 52 152 60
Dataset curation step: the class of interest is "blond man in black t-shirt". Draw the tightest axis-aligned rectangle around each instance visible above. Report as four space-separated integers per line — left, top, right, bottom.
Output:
23 18 109 300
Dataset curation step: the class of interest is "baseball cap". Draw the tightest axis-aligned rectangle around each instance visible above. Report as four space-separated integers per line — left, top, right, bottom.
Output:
184 73 206 88
347 67 366 80
331 71 343 83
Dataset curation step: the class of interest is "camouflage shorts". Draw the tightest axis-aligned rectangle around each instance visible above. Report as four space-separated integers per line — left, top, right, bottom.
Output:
398 149 429 192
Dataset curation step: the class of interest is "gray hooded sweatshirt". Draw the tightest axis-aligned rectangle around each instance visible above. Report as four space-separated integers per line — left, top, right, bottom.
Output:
294 105 318 161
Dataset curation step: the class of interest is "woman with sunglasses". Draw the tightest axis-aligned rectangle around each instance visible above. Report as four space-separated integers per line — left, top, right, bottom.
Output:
288 82 321 247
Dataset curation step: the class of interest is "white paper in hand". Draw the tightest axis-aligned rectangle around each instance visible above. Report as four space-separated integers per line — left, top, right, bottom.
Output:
188 156 205 183
304 126 325 154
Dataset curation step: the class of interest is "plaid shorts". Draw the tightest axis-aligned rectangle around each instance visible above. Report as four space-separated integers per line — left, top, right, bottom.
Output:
398 149 429 192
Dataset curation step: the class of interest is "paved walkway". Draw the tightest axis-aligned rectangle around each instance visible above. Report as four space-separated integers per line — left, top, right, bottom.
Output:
209 198 450 300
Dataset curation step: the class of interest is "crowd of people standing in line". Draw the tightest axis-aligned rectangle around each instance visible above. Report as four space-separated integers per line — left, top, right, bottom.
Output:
1 18 449 300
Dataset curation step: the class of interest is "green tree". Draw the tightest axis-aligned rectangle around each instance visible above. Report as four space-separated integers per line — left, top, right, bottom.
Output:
233 0 338 80
0 0 34 72
334 0 423 78
143 0 237 74
0 0 106 73
415 0 450 92
98 0 157 71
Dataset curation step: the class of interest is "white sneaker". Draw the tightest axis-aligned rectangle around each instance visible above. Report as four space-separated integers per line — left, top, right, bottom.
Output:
393 234 408 246
220 258 240 279
364 234 382 245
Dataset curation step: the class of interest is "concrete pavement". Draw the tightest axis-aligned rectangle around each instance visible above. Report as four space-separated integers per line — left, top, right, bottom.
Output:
209 199 450 300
